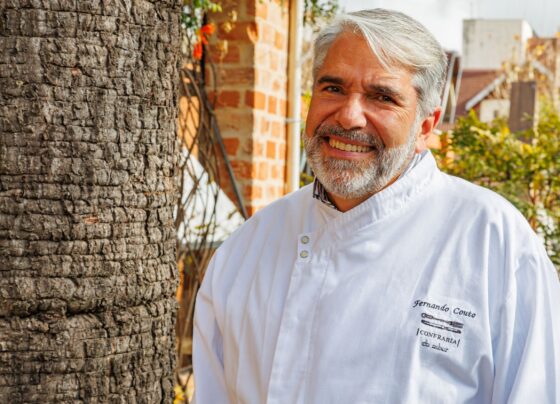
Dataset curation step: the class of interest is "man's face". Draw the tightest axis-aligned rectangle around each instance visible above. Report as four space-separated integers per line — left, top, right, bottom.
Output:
305 32 433 205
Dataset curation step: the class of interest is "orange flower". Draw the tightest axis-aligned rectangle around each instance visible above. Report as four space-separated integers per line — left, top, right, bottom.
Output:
200 23 215 36
193 23 215 60
196 23 215 45
193 42 203 60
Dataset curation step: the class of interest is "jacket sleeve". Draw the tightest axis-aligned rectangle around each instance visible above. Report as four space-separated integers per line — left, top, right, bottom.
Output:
491 243 560 403
191 257 229 404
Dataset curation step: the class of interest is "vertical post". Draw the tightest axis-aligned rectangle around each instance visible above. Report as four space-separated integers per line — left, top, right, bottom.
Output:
286 0 303 193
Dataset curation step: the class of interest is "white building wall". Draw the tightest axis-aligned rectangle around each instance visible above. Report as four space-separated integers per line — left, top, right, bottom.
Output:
479 99 511 122
463 19 534 69
339 0 559 53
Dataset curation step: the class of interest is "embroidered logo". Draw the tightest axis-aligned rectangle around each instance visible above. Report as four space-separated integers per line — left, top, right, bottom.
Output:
421 312 463 334
411 298 477 354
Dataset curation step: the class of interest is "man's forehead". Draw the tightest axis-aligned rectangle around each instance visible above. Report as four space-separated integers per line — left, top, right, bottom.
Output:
315 70 405 83
318 32 413 80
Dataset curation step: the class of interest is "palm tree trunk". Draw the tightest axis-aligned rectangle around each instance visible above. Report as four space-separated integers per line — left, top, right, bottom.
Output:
0 1 180 402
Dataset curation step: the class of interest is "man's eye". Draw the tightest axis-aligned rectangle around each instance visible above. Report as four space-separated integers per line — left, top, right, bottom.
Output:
323 86 341 93
371 94 394 103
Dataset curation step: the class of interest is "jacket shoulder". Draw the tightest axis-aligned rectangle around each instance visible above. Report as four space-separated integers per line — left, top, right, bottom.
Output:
216 184 313 251
438 172 530 227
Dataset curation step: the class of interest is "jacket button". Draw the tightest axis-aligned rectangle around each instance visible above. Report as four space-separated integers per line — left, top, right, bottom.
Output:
300 250 309 258
301 235 310 244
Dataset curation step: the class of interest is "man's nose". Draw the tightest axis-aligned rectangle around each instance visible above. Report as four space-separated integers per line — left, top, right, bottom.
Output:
334 94 367 130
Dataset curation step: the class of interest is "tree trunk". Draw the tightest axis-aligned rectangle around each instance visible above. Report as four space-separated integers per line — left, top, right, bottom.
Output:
0 1 180 402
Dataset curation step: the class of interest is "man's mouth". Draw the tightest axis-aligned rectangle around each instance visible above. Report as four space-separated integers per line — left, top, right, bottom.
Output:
327 137 373 153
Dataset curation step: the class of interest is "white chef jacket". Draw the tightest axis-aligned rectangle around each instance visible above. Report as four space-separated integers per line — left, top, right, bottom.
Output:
192 151 560 404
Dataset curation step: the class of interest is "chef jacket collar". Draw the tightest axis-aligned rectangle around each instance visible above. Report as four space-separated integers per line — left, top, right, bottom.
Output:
312 151 425 211
311 150 438 243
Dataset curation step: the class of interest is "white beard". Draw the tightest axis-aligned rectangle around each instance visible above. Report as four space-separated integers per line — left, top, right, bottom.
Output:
304 122 419 200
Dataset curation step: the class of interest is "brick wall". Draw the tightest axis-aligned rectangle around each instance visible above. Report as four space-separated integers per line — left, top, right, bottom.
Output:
208 0 289 216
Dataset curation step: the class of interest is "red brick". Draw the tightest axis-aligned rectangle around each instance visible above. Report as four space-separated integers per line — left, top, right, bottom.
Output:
254 186 264 199
271 121 284 138
254 140 265 156
214 110 252 133
271 164 283 179
231 160 252 179
209 43 240 64
214 90 240 108
247 1 268 19
245 90 266 109
260 117 270 134
267 96 277 114
223 137 240 155
242 138 254 154
243 184 251 199
278 99 287 116
279 142 286 159
255 185 264 200
275 31 285 50
218 22 259 43
244 184 263 200
219 67 255 85
237 43 257 65
258 161 269 180
272 79 282 92
266 140 276 159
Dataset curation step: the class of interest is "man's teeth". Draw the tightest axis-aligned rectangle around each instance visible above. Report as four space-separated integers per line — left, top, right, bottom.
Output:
328 138 370 153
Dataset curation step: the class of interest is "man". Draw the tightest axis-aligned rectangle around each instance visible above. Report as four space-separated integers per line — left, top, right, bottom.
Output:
193 9 560 403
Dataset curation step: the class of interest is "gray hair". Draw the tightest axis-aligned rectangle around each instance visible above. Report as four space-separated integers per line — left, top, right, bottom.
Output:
313 9 448 118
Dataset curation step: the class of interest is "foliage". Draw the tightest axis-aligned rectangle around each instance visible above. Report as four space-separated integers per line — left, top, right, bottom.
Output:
434 106 560 268
304 0 339 27
181 0 221 30
181 1 221 61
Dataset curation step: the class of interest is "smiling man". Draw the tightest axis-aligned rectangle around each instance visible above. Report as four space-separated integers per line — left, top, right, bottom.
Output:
192 9 560 404
304 27 438 212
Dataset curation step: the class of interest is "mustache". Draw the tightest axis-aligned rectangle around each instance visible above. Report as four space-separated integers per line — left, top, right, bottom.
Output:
313 124 384 149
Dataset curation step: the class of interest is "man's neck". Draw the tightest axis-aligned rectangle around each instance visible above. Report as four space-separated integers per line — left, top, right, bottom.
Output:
328 175 400 212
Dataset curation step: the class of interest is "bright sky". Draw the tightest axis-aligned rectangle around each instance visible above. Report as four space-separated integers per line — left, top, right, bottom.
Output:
339 0 560 52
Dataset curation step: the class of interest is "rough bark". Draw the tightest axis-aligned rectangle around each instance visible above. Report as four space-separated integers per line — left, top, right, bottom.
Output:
0 1 180 402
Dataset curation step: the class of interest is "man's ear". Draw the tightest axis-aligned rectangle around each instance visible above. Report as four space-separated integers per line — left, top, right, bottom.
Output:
415 107 442 152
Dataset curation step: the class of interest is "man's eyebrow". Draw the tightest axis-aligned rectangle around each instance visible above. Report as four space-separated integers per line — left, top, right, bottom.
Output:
316 77 407 102
316 75 345 85
366 84 406 102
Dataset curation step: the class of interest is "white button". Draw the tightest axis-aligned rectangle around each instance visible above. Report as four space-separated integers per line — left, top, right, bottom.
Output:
300 250 309 258
300 235 310 244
